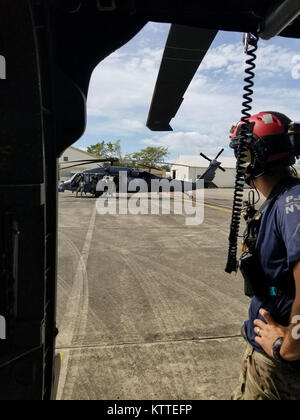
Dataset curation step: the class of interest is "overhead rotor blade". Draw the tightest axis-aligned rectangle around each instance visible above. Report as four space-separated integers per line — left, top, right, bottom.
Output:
58 163 99 170
147 25 218 131
61 158 220 172
120 160 207 169
60 158 119 164
59 158 119 170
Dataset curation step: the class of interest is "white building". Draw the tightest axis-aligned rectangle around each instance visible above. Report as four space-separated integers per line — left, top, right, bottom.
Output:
171 156 300 188
171 155 237 188
59 146 100 179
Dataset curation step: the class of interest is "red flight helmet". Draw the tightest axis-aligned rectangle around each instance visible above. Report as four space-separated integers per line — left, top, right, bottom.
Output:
230 111 299 179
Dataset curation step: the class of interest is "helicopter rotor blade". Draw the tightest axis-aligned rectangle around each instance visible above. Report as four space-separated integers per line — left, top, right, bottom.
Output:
147 25 218 131
59 158 119 170
215 148 225 160
59 163 94 170
120 160 207 169
61 157 219 172
60 158 119 165
200 153 212 163
200 151 226 172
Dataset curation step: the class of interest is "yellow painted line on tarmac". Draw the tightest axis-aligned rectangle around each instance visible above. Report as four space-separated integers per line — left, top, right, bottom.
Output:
203 202 232 214
173 196 232 214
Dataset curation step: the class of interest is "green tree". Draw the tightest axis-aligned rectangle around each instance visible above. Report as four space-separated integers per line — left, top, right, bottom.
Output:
87 142 105 157
130 146 169 169
105 140 121 159
87 140 121 159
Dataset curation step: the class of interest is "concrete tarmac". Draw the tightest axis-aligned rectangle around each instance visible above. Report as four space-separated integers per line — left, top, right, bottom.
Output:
56 189 257 400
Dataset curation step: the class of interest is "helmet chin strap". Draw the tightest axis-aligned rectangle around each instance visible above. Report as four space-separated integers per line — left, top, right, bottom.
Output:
245 170 262 205
245 164 266 187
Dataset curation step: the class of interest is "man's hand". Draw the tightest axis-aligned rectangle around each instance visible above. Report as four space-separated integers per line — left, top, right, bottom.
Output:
279 261 300 361
253 309 289 359
254 262 300 361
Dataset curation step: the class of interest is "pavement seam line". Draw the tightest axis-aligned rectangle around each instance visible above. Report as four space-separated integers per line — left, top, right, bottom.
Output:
169 195 232 213
56 334 243 351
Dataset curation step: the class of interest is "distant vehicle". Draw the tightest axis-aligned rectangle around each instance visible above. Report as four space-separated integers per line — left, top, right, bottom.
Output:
59 150 226 196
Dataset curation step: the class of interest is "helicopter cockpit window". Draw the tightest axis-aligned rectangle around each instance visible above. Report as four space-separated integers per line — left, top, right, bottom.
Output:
70 173 78 183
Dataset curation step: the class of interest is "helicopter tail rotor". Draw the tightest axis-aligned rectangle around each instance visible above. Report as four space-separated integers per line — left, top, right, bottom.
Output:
215 148 225 160
200 149 226 172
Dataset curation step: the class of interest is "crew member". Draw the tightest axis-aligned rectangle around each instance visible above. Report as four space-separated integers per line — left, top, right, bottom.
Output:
76 175 85 197
230 112 300 400
90 175 98 196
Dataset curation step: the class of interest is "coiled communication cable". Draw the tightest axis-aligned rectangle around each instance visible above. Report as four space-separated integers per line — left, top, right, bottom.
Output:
225 33 259 274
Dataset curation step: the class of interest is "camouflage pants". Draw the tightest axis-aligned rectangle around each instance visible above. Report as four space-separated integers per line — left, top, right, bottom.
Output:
232 344 300 400
76 186 84 197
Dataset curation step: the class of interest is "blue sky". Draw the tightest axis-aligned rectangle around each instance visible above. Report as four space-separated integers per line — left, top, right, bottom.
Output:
74 22 300 161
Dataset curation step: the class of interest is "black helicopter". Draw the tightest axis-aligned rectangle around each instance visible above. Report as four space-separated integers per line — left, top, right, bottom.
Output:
58 149 226 197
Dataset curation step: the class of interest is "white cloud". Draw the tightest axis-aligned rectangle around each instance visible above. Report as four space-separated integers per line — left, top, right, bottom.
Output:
87 36 300 123
85 117 149 137
87 45 165 118
200 42 298 78
141 131 230 158
144 22 171 34
121 119 146 132
78 27 300 159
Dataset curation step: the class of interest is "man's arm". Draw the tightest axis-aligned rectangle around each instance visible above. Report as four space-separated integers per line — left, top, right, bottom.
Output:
253 261 300 361
280 260 300 361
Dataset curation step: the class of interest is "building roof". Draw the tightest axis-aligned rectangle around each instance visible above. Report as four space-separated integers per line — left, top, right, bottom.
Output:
172 155 237 169
59 146 100 164
69 146 99 159
59 146 100 175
